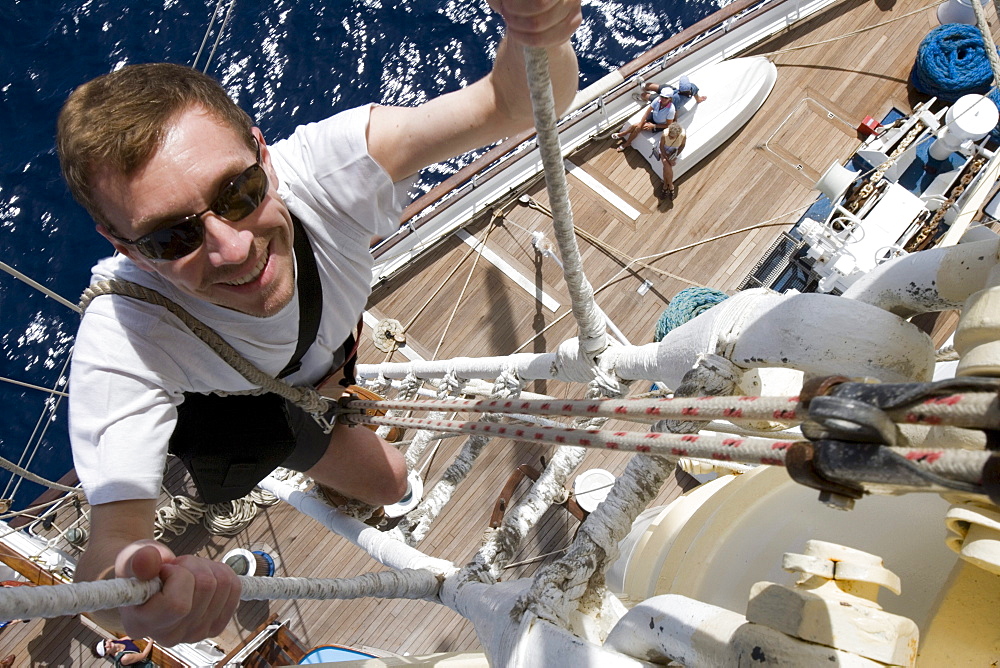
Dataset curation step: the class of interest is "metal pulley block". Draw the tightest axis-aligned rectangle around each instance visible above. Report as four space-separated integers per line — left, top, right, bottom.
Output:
788 375 1000 509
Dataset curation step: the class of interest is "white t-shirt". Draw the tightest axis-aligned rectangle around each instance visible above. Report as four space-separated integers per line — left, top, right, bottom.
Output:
69 105 406 505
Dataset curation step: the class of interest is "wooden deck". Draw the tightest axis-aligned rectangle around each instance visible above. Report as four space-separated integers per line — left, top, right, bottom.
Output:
369 0 957 367
6 0 998 664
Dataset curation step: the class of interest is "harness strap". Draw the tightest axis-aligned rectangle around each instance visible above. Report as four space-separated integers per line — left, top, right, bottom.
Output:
278 213 322 378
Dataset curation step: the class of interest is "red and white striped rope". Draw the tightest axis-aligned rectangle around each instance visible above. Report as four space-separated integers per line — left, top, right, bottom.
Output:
347 392 1000 430
343 413 991 484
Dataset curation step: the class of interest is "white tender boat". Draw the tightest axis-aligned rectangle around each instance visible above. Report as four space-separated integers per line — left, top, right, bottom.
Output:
623 56 779 185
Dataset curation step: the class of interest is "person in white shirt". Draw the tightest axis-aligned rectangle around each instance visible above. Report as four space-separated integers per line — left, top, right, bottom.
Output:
612 88 675 152
56 0 581 645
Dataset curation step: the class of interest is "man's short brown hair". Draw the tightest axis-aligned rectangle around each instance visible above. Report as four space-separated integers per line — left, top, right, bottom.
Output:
56 62 256 226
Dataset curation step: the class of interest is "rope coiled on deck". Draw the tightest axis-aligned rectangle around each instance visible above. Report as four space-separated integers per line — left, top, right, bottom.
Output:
654 287 730 342
910 23 998 103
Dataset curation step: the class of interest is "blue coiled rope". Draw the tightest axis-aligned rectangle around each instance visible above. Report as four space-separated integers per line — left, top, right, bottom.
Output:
911 23 998 103
653 287 729 342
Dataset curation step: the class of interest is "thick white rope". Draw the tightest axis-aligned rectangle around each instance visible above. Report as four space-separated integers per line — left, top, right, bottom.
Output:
0 455 83 496
400 370 519 545
514 362 737 626
396 374 437 471
345 391 1000 436
347 411 990 483
524 46 607 359
0 569 443 621
973 0 1000 87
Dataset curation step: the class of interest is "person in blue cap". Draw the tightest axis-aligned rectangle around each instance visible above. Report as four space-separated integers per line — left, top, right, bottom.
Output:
673 75 707 104
635 74 707 105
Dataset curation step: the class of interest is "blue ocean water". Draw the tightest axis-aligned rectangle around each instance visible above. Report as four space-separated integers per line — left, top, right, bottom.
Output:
0 0 718 510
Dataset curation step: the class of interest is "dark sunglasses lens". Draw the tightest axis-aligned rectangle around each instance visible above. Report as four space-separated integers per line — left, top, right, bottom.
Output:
137 217 205 261
213 164 268 221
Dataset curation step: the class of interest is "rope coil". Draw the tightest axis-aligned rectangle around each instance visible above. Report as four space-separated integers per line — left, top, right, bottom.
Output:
910 23 998 102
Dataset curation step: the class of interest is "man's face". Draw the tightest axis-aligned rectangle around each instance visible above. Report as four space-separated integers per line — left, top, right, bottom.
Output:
92 106 295 318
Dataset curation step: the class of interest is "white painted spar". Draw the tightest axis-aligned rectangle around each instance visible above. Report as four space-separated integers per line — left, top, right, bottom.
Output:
622 56 778 184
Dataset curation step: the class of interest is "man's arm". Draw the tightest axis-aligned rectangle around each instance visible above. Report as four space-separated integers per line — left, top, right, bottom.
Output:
367 0 581 182
77 500 241 645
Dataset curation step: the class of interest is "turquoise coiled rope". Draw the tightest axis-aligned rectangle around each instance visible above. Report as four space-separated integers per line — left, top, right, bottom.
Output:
653 287 729 342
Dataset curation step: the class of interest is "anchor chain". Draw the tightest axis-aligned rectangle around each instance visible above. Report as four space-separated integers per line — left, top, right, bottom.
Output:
845 122 924 214
906 155 986 252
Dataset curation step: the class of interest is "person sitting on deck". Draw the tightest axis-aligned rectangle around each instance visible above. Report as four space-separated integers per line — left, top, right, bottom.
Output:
56 0 581 648
612 89 675 152
93 636 155 667
657 123 687 200
638 74 707 105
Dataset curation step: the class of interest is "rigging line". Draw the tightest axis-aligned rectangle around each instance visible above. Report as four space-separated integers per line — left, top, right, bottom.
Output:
625 214 806 269
192 0 228 72
348 391 1000 431
350 412 991 485
192 0 225 69
431 220 498 360
378 215 503 365
401 215 498 333
503 201 703 288
203 0 238 74
0 261 80 313
7 354 73 501
511 219 806 354
525 47 607 357
755 0 947 59
0 496 71 523
573 226 702 286
349 394 802 425
0 376 68 398
511 211 806 354
192 0 219 71
0 456 84 497
504 546 569 570
0 569 445 621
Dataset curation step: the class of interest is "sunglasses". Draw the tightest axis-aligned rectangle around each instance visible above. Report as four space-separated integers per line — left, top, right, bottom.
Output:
107 141 268 262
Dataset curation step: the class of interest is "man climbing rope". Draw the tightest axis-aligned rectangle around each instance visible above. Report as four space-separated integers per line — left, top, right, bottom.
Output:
56 0 581 646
